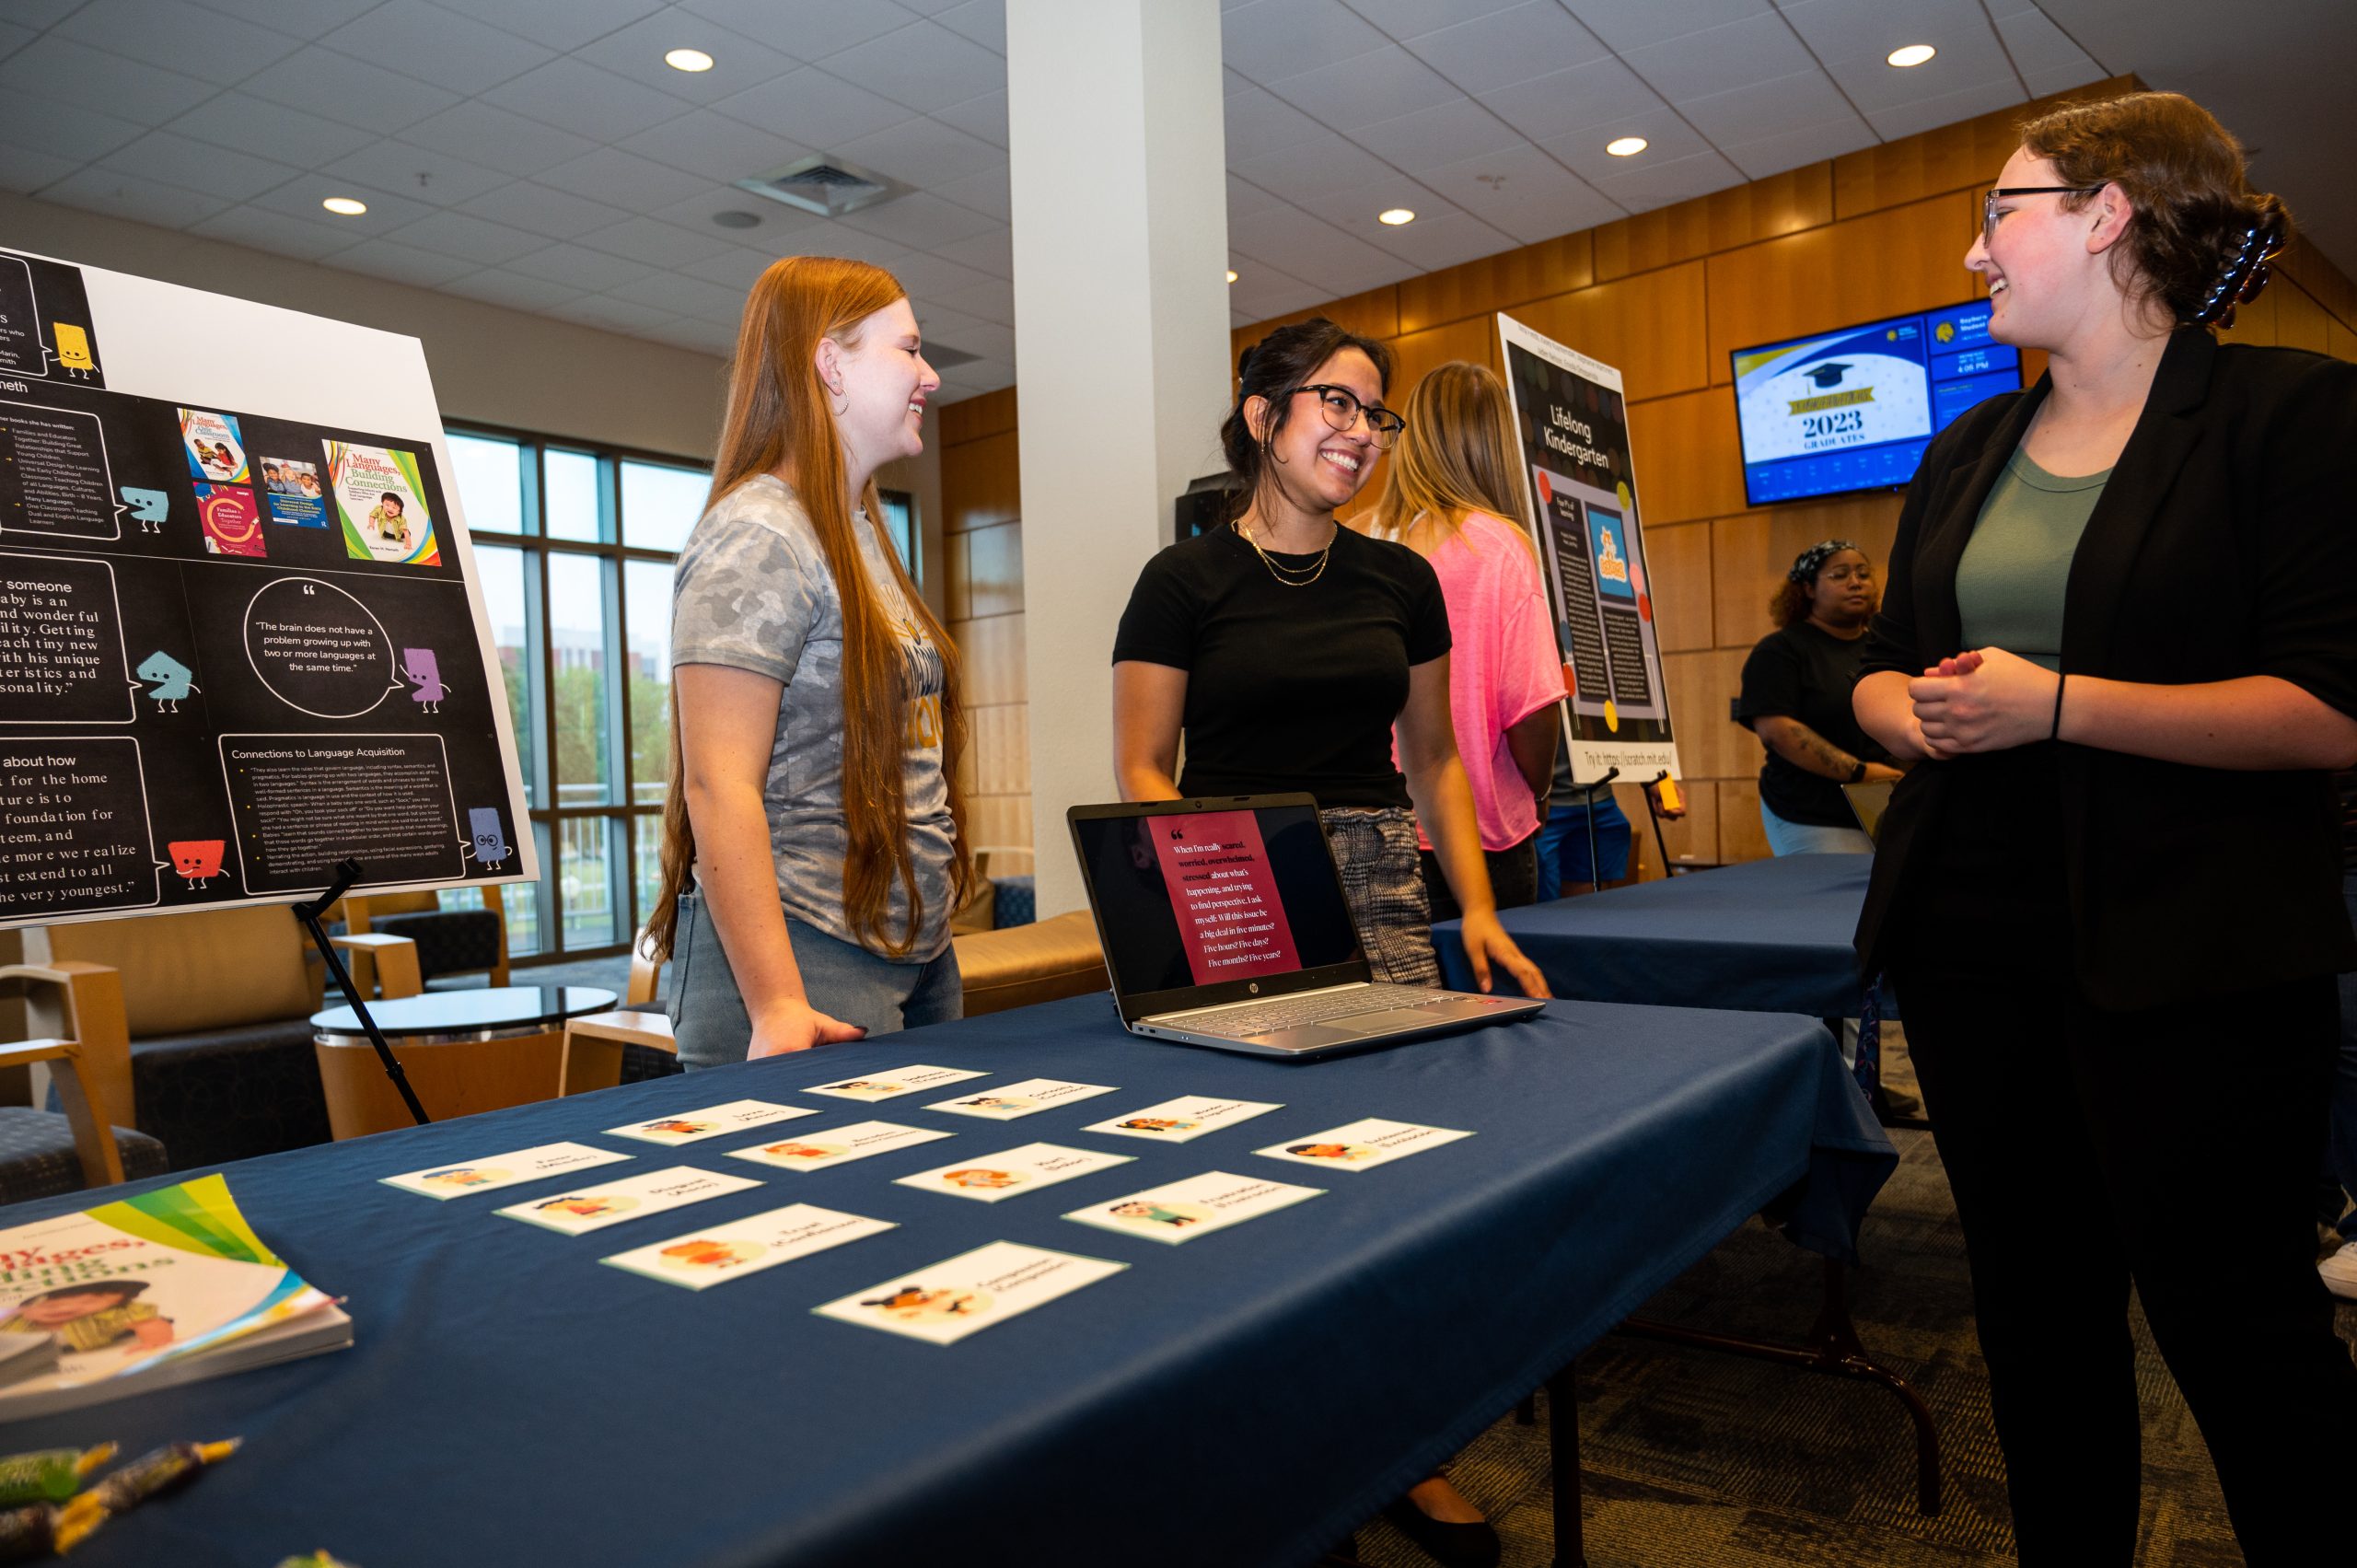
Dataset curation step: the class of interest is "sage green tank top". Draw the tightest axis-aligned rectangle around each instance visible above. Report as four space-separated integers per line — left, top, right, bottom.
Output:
1954 448 2109 673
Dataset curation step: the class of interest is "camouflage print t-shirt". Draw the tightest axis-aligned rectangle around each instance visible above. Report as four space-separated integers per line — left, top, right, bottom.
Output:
670 475 954 961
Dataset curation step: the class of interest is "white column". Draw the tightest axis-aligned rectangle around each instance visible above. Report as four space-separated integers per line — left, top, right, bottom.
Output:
1004 0 1233 918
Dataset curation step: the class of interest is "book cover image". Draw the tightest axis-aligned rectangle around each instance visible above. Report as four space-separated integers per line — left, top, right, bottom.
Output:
261 454 327 527
194 483 265 556
179 408 248 485
0 1174 334 1399
329 441 440 567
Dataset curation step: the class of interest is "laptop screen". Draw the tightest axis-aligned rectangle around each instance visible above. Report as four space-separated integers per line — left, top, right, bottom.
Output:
1070 801 1364 1001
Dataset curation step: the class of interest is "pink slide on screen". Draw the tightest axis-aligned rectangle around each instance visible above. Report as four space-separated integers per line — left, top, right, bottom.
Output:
1149 810 1302 986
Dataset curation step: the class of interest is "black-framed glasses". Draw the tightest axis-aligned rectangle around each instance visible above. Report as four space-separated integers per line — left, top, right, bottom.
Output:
1983 185 2103 243
1285 384 1404 449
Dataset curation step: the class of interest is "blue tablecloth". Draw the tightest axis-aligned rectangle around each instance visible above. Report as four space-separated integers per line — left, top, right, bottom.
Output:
1435 853 1895 1018
0 993 1891 1568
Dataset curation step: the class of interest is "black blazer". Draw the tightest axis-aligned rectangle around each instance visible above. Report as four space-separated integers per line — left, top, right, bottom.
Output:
1855 326 2357 1009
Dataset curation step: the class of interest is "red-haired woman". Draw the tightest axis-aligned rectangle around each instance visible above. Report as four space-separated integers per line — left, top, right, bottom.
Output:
1852 92 2357 1560
651 257 973 1066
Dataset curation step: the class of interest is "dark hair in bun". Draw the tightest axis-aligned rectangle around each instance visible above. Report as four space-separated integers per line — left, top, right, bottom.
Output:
1218 317 1393 525
2017 90 2292 329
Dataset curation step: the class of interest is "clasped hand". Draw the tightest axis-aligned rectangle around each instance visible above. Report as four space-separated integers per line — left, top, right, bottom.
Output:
1908 646 2060 757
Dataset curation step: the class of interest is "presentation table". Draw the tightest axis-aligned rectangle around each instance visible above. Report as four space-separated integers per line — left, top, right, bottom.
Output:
0 993 1891 1568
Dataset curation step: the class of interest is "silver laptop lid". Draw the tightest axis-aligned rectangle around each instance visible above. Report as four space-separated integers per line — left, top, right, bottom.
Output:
1067 795 1373 1024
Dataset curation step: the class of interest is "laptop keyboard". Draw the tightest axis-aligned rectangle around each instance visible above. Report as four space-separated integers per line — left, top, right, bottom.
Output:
1162 983 1443 1037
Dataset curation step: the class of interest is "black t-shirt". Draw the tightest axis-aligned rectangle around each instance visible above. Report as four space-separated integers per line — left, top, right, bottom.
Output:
1112 524 1452 809
1735 620 1888 828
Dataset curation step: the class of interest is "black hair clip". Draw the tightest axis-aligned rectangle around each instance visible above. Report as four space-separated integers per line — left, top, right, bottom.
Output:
2191 215 2285 329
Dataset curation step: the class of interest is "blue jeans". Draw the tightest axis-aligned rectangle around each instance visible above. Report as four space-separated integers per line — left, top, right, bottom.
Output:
1535 800 1631 899
668 891 962 1070
1760 799 1875 857
2330 872 2357 1239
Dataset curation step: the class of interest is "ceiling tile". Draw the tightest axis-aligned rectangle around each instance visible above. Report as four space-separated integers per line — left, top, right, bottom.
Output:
97 131 298 203
2020 58 2106 99
1782 0 2017 112
187 202 358 260
680 246 781 291
1588 146 1748 212
649 181 830 238
1719 115 1879 180
838 189 1003 249
318 1 557 97
0 36 220 121
930 89 1006 148
1620 13 1816 101
931 225 1010 277
1263 44 1460 132
714 65 919 146
506 241 659 291
905 302 990 344
322 141 513 207
557 294 679 333
1563 0 1772 53
929 165 1010 223
1992 8 2100 81
441 267 588 311
484 56 696 142
251 174 435 232
603 270 749 319
1233 130 1398 201
41 166 231 228
1226 203 1403 284
0 21 33 64
787 224 911 268
885 248 994 299
0 95 149 164
1341 0 1528 37
56 0 300 84
459 180 635 240
621 108 807 183
324 236 482 287
658 317 738 355
933 0 1006 52
934 273 1014 325
166 92 380 167
944 320 1013 361
183 0 379 35
1478 55 1666 145
819 20 1004 112
244 45 464 134
1226 171 1289 217
1222 0 1391 85
1678 67 1856 146
454 0 669 52
676 0 920 61
1864 78 2027 142
1293 177 1461 231
571 7 802 104
579 213 742 267
1359 207 1520 272
1 0 81 24
833 116 1004 188
1419 141 1620 243
1353 97 1528 173
0 144 81 196
535 145 713 208
1399 2 1610 95
1230 272 1331 327
397 100 599 178
1225 88 1330 162
1538 105 1713 181
382 209 548 265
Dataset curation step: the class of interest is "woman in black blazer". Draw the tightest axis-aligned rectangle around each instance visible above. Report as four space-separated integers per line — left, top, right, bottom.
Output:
1853 92 2357 1563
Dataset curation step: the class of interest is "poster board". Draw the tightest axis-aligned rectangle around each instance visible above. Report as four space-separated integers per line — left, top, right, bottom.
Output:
0 246 533 930
1494 313 1682 785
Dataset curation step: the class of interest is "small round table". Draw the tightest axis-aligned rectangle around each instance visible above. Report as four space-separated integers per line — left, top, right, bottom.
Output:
312 986 620 1137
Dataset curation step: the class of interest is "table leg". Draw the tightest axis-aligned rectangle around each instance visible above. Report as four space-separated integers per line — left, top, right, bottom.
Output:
1616 1257 1942 1516
1548 1362 1587 1568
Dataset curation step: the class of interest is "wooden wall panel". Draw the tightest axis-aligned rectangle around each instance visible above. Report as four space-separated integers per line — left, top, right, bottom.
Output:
1718 779 1771 864
970 703 1029 796
1593 165 1833 282
1396 232 1592 335
1230 285 1400 364
943 429 1019 533
1661 646 1754 780
1513 261 1710 402
1628 389 1746 526
942 388 1017 446
2329 318 2357 364
963 521 1023 619
1707 194 1980 380
1387 315 1498 396
1612 778 1721 878
1641 521 1713 653
2274 282 2330 354
1710 494 1904 650
954 613 1026 706
2281 238 2357 331
946 531 970 621
967 794 1033 855
1830 76 2137 219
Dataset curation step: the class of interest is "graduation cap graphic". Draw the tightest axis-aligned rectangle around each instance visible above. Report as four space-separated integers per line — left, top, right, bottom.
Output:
1799 362 1853 389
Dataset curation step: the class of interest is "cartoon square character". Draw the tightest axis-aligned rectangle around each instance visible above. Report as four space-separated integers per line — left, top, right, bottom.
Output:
135 651 198 712
52 322 96 378
168 839 226 889
468 807 513 871
402 647 447 713
120 486 168 531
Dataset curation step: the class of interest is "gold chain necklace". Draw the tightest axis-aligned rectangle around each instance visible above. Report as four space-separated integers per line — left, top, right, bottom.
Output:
1233 517 1334 587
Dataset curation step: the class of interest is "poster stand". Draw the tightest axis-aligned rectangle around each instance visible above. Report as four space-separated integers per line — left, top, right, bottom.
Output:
1639 769 1676 880
290 858 429 1128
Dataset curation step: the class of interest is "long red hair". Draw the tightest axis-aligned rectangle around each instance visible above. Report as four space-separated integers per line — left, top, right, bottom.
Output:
646 256 971 959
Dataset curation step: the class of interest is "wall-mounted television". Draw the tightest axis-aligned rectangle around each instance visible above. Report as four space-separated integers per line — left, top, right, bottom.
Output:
1730 300 2021 506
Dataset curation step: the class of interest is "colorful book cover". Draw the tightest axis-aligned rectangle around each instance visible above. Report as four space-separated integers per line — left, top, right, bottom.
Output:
0 1174 335 1400
195 483 265 556
179 408 248 485
261 454 327 527
329 441 440 567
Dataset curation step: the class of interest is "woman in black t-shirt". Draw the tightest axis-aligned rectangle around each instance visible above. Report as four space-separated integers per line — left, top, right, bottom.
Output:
1735 540 1901 854
1112 313 1545 1565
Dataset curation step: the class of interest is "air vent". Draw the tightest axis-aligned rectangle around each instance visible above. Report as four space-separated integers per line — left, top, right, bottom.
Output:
734 155 912 218
923 343 981 369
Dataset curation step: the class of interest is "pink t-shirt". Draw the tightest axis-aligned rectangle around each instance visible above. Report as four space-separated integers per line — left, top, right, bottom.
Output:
1390 513 1565 851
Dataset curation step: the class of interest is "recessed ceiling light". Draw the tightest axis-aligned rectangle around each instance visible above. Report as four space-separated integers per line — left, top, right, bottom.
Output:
1606 136 1648 157
1378 207 1415 226
1887 43 1936 67
321 196 367 215
665 47 715 73
1225 269 1237 283
712 209 761 230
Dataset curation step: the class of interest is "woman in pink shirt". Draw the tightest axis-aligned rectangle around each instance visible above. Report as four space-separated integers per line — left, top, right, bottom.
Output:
1367 361 1564 921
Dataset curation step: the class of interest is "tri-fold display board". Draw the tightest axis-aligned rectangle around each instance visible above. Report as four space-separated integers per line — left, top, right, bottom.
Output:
0 246 533 930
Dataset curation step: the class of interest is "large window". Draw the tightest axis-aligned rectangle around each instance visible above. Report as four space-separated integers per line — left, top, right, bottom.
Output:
446 427 710 962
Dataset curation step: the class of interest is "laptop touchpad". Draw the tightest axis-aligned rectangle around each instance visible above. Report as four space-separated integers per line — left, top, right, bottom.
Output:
1243 1026 1361 1051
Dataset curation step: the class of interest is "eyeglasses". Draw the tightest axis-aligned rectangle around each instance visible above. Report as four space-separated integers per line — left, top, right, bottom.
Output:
1983 185 2104 244
1284 384 1404 449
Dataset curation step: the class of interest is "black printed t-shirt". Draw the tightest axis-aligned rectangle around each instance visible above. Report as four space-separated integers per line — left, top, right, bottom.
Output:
1112 524 1452 809
1735 620 1889 828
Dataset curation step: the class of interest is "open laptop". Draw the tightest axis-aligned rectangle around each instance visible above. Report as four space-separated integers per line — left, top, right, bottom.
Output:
1068 795 1546 1059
